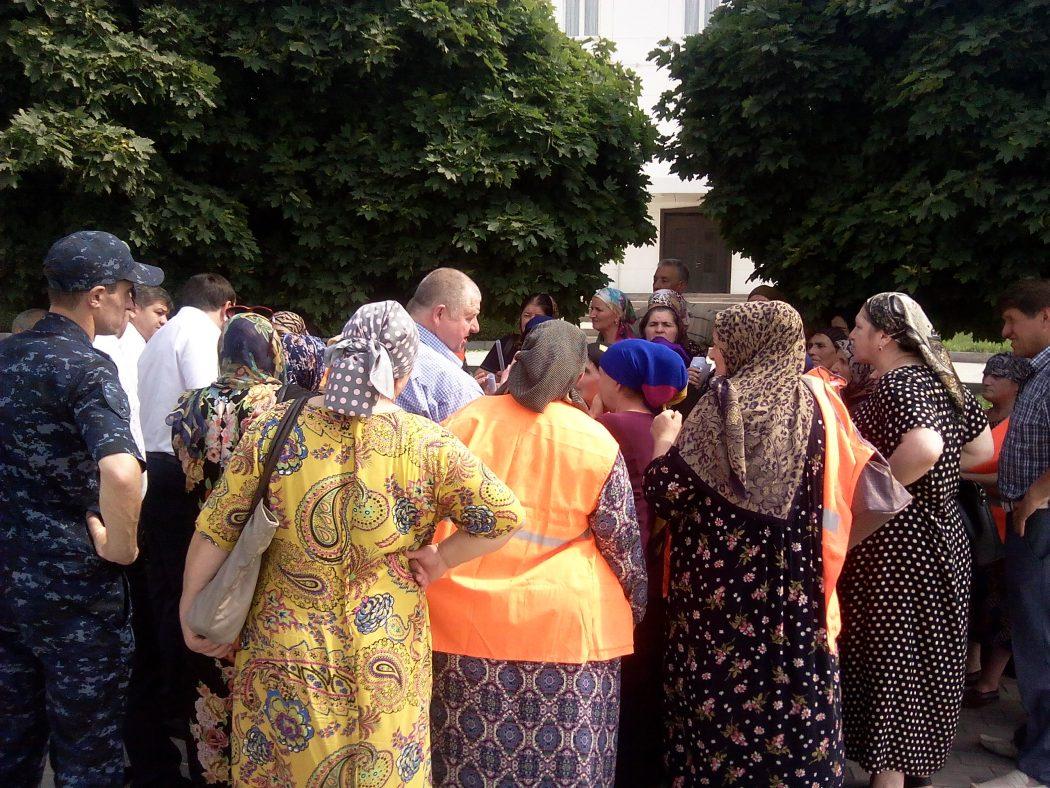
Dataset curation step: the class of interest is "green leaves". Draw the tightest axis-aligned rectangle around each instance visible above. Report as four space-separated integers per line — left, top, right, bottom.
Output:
0 0 656 333
655 0 1049 336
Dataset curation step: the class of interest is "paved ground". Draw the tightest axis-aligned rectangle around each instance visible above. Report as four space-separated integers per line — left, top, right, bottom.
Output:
41 680 1025 787
846 678 1026 787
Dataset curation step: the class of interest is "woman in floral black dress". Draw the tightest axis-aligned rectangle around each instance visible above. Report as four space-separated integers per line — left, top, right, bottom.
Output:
644 300 845 787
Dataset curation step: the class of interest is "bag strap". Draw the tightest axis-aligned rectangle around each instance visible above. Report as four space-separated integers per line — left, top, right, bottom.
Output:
248 396 309 513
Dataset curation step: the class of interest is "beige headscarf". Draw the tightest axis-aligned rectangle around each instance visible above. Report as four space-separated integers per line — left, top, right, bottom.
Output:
676 300 814 520
864 292 965 411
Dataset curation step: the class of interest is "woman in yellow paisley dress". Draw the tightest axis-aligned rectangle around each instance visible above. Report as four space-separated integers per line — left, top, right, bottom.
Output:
179 302 524 787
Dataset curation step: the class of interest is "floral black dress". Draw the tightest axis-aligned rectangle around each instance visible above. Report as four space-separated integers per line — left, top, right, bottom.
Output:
644 412 844 787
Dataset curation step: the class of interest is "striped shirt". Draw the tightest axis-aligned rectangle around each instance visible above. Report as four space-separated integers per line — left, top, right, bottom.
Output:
396 324 483 424
1000 344 1050 501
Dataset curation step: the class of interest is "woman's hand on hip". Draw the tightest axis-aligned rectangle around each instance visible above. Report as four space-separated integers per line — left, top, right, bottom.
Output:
406 544 451 590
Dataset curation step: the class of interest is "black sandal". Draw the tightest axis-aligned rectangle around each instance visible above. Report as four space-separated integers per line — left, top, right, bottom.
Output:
963 686 1000 708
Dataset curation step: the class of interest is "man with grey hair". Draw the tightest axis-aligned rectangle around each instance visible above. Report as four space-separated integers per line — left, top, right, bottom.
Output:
398 267 484 423
652 258 690 295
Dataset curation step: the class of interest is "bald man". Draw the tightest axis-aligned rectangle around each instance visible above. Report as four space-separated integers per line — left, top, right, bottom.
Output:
397 268 484 423
11 308 46 334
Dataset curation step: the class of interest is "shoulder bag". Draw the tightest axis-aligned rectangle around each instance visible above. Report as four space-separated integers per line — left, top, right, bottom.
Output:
187 396 309 644
958 478 1003 567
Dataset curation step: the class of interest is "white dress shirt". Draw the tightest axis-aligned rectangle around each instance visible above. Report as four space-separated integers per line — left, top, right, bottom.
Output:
138 306 220 454
93 329 146 458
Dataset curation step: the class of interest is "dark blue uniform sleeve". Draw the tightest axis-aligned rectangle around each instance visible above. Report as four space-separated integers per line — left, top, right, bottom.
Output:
72 359 143 465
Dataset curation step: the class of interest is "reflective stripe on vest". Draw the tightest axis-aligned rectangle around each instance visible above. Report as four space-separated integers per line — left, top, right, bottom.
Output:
427 396 636 664
513 526 592 548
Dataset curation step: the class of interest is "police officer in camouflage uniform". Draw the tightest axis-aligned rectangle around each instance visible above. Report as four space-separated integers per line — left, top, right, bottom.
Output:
0 231 163 786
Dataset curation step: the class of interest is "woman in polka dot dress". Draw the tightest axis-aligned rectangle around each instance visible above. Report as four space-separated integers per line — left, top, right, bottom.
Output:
838 293 992 787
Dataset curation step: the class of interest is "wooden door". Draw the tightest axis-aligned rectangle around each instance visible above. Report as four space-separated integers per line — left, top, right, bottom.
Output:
660 208 732 292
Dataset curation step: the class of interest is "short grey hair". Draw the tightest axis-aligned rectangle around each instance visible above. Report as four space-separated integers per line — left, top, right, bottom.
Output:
406 268 480 316
657 258 690 286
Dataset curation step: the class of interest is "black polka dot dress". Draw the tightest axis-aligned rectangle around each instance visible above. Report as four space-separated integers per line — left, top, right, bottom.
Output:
838 365 987 775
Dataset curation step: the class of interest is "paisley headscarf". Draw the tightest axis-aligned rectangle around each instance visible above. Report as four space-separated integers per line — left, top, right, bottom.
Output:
168 314 286 493
505 320 588 412
676 300 814 520
864 292 966 411
594 287 637 342
984 352 1033 385
645 289 689 337
324 301 418 417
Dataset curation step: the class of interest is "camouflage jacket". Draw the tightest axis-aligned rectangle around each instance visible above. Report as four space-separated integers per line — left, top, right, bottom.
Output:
0 313 141 600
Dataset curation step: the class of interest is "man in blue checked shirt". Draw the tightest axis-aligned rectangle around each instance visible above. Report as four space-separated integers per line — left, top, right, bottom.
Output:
974 279 1050 788
397 267 484 424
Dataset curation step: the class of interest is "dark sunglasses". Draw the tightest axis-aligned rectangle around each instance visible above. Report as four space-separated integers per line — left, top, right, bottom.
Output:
225 304 274 318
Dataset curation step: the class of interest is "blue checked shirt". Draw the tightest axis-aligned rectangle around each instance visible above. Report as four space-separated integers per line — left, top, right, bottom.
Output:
396 324 483 424
1000 344 1050 502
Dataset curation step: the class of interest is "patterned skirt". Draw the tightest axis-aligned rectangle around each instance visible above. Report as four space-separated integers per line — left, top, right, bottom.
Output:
430 652 621 787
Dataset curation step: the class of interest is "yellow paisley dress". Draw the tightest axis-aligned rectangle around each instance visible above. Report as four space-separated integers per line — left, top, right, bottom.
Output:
195 402 523 787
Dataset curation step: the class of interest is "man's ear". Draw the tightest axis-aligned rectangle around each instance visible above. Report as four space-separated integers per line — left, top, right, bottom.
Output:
432 304 447 323
86 285 108 309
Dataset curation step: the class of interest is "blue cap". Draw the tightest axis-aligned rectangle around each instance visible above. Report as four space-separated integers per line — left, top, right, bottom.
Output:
43 230 164 292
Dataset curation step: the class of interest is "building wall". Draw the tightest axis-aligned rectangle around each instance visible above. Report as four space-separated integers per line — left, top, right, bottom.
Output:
550 0 768 294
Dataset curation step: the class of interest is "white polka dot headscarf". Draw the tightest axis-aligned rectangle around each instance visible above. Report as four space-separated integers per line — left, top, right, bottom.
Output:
323 301 418 417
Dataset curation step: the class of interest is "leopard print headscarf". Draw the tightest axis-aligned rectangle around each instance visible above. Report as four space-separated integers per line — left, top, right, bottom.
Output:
676 300 814 519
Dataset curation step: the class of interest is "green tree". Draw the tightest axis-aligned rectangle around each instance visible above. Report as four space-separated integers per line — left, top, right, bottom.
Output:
1 0 656 332
654 0 1048 334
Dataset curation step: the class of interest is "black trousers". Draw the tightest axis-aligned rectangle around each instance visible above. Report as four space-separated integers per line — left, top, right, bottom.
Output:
124 554 185 786
125 452 214 785
615 595 668 787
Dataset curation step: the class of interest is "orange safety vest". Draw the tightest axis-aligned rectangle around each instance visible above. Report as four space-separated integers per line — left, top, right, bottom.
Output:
803 369 876 652
427 396 636 664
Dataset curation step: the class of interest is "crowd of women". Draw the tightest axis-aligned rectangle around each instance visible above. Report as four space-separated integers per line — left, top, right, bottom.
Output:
171 277 1035 788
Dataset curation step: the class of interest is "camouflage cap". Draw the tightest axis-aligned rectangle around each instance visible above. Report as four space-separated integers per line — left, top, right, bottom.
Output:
43 230 164 292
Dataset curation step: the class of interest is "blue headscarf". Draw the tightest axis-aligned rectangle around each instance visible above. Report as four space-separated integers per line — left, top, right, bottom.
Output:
599 338 688 411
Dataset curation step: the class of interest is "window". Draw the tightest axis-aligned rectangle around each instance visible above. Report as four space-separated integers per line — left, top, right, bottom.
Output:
686 0 721 34
684 0 700 35
704 0 721 27
564 0 599 37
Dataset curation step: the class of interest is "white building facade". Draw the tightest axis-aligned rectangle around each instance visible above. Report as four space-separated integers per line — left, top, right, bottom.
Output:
551 0 765 294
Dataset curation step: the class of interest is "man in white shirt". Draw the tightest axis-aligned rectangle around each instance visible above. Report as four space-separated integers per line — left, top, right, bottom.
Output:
129 272 235 786
120 284 172 365
128 284 172 343
139 277 232 454
93 309 146 461
397 268 484 423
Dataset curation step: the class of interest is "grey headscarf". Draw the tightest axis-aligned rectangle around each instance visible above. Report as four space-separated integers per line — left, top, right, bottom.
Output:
984 352 1033 385
504 320 588 412
323 301 418 417
865 292 966 411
